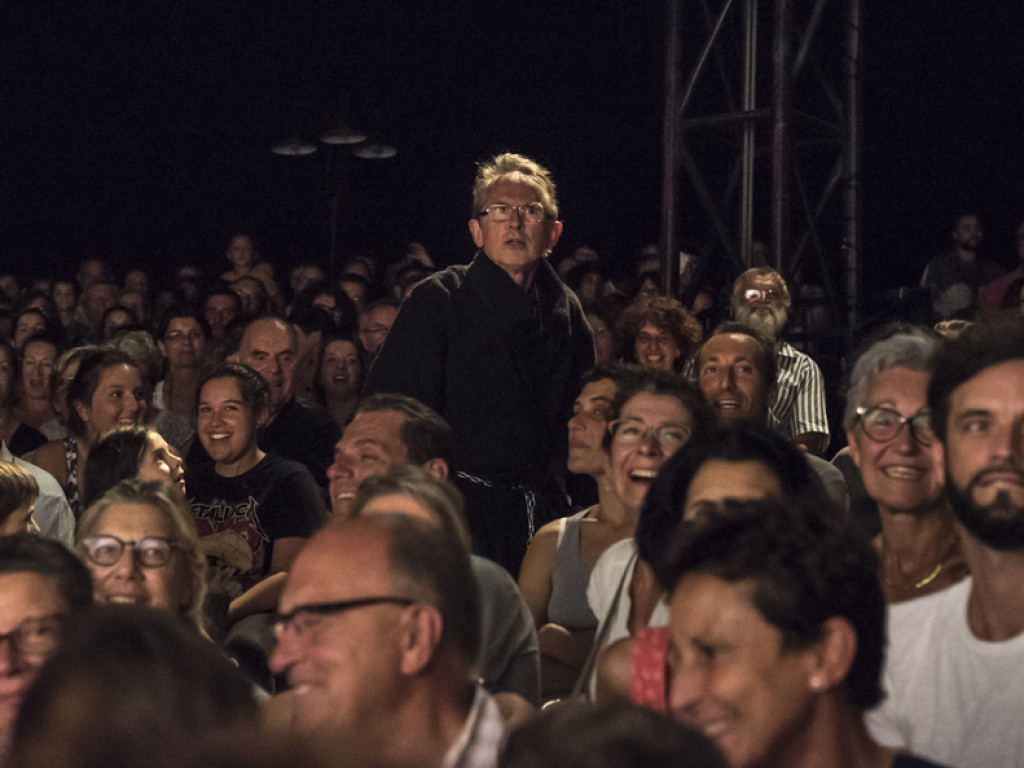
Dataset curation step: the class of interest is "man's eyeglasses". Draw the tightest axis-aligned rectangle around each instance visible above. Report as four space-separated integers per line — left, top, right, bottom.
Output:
479 204 548 224
81 535 178 569
856 406 934 445
608 417 691 451
274 596 415 639
0 614 64 658
743 288 782 302
165 331 204 344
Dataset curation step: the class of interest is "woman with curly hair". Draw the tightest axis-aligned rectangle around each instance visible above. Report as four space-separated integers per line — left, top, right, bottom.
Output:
618 295 702 373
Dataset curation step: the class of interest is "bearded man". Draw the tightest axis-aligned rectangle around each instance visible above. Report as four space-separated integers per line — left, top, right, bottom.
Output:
866 318 1024 768
728 267 829 454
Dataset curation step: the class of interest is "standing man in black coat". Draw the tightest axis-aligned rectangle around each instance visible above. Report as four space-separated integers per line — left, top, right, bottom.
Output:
365 153 594 575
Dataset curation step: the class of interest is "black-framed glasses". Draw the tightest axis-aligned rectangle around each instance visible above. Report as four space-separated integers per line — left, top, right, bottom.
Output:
273 596 415 639
479 203 548 224
608 417 691 451
856 406 934 445
81 535 178 568
0 614 64 657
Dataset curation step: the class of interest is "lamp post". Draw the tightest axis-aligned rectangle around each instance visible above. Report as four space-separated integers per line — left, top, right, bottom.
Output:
271 108 396 282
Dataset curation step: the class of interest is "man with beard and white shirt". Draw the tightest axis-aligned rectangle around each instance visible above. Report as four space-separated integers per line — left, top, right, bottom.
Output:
866 318 1024 768
729 267 829 454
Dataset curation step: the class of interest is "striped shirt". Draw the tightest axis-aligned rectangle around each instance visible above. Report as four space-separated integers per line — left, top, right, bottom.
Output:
768 341 830 450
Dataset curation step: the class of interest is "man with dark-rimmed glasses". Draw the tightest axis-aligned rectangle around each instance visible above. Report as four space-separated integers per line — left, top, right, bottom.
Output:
0 534 93 754
269 514 505 767
365 152 593 576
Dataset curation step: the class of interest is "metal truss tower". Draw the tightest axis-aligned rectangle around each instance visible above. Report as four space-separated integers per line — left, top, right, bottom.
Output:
659 0 862 352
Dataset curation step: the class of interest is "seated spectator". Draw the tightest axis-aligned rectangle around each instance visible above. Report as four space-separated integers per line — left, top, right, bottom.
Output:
339 272 370 313
7 607 260 768
117 291 150 333
67 281 119 344
16 293 58 330
202 284 243 342
186 362 322 606
844 326 967 602
693 322 847 503
584 371 711 676
76 479 207 635
0 533 93 753
565 261 611 305
357 298 399 362
584 295 628 365
294 280 358 335
220 232 279 303
228 276 269 321
315 333 365 429
154 306 210 428
618 295 701 373
657 497 942 768
14 334 60 434
268 514 504 767
50 279 77 331
286 305 335 407
596 423 834 707
0 342 47 456
11 309 50 352
99 306 138 340
287 262 326 307
0 463 39 536
500 700 727 768
350 464 541 721
30 350 147 518
81 424 185 509
518 363 637 699
921 211 1000 321
37 346 96 442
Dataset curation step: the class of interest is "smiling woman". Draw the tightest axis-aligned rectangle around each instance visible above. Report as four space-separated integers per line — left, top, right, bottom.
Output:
186 362 323 609
618 296 702 374
76 479 207 634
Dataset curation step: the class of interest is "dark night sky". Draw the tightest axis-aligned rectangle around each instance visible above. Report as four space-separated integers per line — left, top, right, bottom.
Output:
1 2 1021 295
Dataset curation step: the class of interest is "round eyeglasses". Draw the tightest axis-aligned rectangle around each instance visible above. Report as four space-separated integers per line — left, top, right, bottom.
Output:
608 417 691 451
856 406 934 445
82 535 178 568
479 204 548 224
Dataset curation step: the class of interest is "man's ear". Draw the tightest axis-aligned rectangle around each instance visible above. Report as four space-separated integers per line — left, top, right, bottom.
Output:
399 604 444 676
469 218 484 249
545 221 564 254
422 457 449 480
802 616 857 695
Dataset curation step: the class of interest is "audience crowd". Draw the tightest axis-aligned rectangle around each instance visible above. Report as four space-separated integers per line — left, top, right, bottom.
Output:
1 154 1022 768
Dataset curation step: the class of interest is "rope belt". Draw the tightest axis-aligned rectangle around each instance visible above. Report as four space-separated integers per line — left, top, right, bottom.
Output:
455 470 538 543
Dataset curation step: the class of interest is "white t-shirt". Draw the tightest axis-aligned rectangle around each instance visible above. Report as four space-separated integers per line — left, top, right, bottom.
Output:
866 577 1024 768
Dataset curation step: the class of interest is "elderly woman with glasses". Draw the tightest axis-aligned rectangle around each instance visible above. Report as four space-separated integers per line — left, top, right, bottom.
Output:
844 326 967 602
76 479 208 635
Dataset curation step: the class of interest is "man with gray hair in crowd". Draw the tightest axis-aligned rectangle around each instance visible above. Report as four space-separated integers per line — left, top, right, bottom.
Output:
729 266 830 454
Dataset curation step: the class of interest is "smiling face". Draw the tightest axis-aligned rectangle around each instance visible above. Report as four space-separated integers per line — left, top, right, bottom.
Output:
847 367 944 515
567 378 618 477
0 572 67 738
326 410 410 518
635 322 681 372
668 574 818 768
610 392 694 511
76 364 146 440
84 502 191 614
269 524 408 740
320 340 363 402
136 431 186 494
468 178 562 287
197 376 263 473
698 334 774 426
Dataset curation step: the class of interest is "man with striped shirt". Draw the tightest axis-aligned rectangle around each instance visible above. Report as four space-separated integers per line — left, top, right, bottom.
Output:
730 267 830 455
